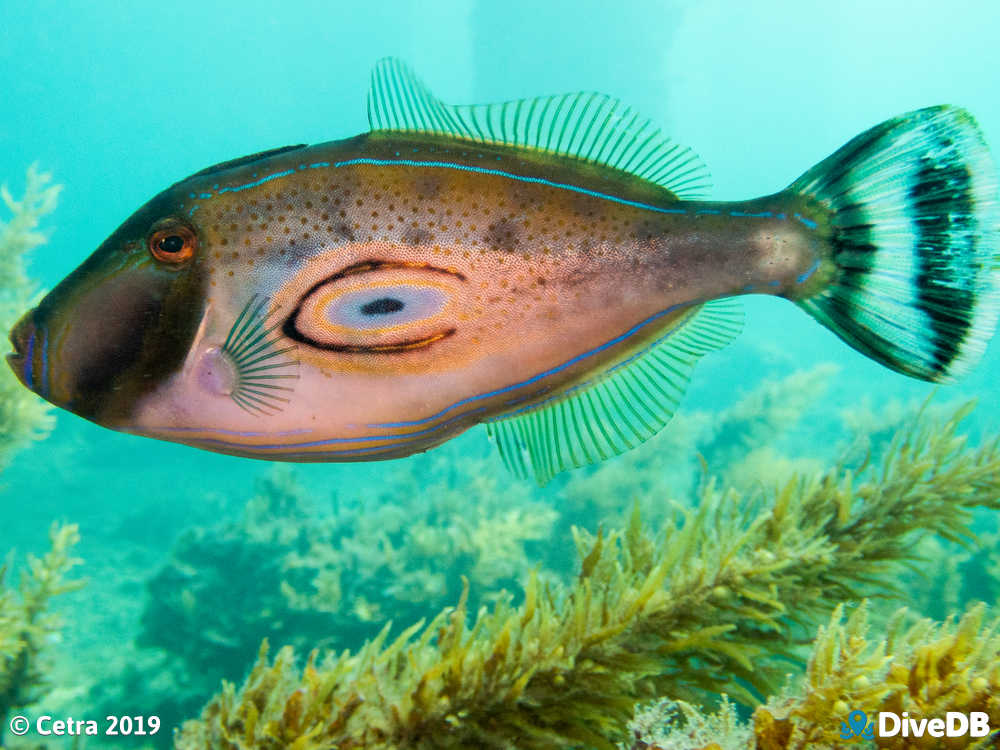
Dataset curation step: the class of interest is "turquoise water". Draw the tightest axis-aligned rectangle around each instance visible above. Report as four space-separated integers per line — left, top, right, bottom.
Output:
2 0 999 746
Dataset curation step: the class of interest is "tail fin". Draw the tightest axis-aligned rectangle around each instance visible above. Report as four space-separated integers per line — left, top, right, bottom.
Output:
790 105 999 382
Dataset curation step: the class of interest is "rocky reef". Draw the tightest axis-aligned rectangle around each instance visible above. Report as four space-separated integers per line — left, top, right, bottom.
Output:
139 464 559 680
114 461 562 739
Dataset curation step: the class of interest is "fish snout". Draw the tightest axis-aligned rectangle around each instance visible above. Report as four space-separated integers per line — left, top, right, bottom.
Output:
6 309 39 391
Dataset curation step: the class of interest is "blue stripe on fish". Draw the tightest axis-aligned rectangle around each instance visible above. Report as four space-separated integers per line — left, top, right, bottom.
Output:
154 426 313 437
23 329 35 391
39 328 49 399
177 404 487 453
193 157 806 229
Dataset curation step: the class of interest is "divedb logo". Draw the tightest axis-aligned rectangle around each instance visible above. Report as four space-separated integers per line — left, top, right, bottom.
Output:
840 709 992 740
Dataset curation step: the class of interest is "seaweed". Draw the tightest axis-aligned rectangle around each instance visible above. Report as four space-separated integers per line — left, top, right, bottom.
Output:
0 523 84 746
0 165 59 469
140 465 558 675
624 602 1000 750
173 402 1000 750
623 697 751 750
753 601 1000 750
122 462 560 740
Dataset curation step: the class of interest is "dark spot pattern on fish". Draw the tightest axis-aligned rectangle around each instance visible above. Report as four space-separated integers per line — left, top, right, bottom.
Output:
483 218 522 253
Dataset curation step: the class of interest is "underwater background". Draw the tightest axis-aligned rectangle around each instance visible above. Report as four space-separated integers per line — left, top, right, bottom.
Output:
2 1 1000 748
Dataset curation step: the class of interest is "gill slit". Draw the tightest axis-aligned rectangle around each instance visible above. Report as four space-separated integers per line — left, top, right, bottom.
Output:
179 303 214 380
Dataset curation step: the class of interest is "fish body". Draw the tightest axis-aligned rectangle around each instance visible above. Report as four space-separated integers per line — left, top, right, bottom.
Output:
7 60 998 482
128 133 821 459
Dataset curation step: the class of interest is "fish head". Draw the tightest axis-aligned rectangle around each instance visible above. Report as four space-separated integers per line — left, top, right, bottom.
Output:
6 181 209 430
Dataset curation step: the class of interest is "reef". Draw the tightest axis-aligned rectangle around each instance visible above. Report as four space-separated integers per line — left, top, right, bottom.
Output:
0 165 59 470
172 403 1000 750
0 523 83 747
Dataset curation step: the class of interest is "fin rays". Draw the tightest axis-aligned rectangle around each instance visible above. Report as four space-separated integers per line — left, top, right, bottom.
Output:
486 299 743 484
791 105 1000 382
222 296 299 416
367 58 711 199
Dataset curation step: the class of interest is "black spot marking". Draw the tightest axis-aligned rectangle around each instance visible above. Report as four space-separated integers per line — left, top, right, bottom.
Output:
282 260 466 353
361 297 405 315
73 293 163 401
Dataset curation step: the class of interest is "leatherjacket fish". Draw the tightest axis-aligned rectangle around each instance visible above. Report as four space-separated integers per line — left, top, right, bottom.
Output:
7 59 998 483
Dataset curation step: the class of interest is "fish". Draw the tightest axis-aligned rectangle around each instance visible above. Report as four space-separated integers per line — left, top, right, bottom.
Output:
6 59 999 483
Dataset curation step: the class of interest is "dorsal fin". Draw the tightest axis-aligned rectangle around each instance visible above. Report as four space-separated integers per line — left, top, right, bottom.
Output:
367 58 711 199
485 299 743 484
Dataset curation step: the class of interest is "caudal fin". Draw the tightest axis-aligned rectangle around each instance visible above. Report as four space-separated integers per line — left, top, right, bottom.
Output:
790 105 999 382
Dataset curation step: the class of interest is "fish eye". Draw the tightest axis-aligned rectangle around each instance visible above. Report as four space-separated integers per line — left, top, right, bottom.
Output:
148 220 197 264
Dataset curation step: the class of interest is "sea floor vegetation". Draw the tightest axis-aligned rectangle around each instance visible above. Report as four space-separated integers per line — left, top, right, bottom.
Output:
171 403 1000 750
0 524 83 748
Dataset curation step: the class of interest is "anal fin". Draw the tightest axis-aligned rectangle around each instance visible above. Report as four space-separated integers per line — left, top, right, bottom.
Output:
486 299 743 484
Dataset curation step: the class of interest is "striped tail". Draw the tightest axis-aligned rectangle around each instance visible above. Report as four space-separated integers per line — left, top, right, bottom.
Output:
789 105 999 382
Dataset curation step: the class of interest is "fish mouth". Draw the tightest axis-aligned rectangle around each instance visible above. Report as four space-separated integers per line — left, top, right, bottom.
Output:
6 310 37 391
